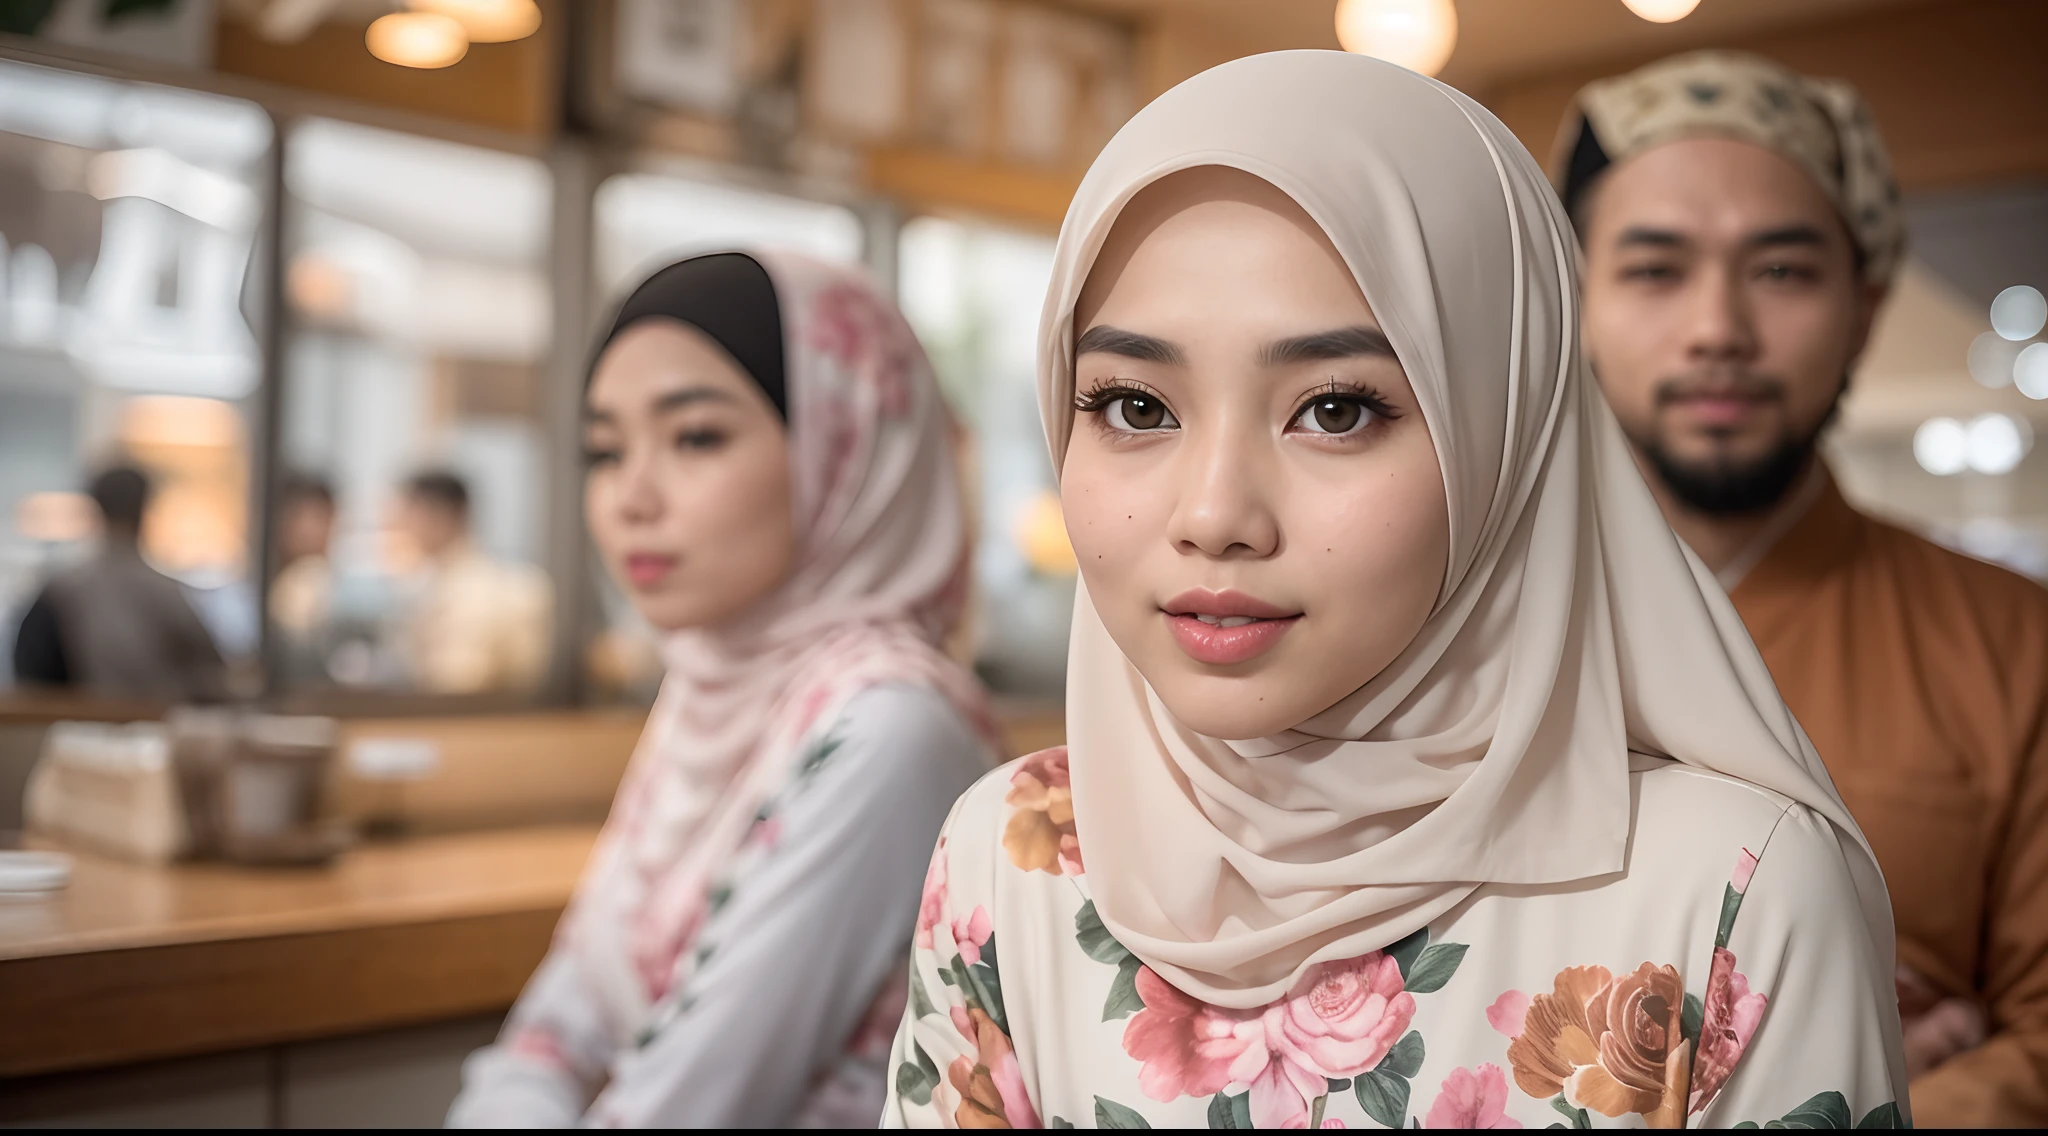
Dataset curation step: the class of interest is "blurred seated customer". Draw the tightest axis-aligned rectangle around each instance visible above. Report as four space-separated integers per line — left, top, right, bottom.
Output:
392 468 552 694
270 472 337 682
447 251 996 1127
1557 50 2048 1125
10 465 227 702
271 472 337 638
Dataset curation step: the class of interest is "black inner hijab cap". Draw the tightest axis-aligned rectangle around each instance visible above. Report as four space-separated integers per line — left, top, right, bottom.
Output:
590 252 788 420
1558 116 1613 226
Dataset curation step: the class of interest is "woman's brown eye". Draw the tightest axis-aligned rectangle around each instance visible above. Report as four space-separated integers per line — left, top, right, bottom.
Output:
1301 398 1365 435
1107 394 1176 431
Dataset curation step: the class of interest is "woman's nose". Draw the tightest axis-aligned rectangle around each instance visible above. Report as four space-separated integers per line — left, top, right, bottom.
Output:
1165 424 1281 559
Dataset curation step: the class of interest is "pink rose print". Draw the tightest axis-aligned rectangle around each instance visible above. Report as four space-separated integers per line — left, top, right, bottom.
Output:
1123 951 1419 1130
1271 952 1418 1080
1732 847 1758 894
508 1025 572 1072
1123 964 1267 1104
1487 990 1531 1039
1245 1050 1333 1130
1424 1064 1523 1129
914 839 948 951
1688 946 1768 1114
952 905 994 966
806 284 913 419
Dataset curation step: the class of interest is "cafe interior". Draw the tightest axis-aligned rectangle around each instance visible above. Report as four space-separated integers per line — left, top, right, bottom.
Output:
0 0 2042 1126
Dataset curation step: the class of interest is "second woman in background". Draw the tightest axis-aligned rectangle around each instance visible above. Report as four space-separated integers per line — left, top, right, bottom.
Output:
448 251 996 1127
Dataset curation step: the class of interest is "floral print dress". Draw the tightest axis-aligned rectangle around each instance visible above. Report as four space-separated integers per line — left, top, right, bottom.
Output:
449 685 988 1128
885 750 1906 1129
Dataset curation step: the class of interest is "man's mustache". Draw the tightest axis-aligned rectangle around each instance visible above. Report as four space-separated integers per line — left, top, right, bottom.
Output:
1652 372 1787 408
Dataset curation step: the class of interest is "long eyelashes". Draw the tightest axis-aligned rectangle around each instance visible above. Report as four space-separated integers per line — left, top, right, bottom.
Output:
1073 379 1400 427
1073 379 1166 414
1290 379 1399 424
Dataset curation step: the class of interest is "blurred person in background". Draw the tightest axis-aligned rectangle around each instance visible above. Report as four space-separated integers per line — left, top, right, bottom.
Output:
392 468 552 694
447 251 996 1127
1560 50 2048 1126
270 471 337 637
10 465 227 702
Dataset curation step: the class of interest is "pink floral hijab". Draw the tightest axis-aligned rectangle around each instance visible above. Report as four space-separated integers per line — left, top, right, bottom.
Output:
567 250 993 1037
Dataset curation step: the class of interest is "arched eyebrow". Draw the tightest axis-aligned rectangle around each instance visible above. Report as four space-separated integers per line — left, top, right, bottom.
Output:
1259 326 1395 365
1075 325 1186 366
584 386 737 423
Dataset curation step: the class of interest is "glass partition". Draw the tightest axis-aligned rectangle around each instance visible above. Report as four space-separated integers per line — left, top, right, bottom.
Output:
0 59 272 690
274 118 555 696
897 214 1064 696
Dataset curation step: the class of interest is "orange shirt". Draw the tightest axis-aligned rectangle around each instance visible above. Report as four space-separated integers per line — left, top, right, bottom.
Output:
1730 468 2048 1127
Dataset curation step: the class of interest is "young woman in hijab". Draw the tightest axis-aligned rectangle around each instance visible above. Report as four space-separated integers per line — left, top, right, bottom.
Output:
449 251 996 1127
885 53 1905 1130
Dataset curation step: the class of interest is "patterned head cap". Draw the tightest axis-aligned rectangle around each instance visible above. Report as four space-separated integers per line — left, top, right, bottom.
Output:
1552 50 1904 284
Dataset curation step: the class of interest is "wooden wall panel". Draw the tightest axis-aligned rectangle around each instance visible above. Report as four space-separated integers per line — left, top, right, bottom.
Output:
213 9 559 138
1482 0 2048 192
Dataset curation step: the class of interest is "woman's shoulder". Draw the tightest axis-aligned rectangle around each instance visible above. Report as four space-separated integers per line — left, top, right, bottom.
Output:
938 746 1081 881
1626 759 1868 919
774 682 994 822
1631 758 1801 839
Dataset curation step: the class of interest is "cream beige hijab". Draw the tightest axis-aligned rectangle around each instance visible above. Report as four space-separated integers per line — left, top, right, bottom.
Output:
1039 51 1894 1010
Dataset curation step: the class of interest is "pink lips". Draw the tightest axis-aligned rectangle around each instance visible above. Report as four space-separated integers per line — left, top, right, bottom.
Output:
623 553 677 588
1160 588 1302 666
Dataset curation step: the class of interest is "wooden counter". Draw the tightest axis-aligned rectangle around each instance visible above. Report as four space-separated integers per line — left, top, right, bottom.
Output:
0 825 596 1079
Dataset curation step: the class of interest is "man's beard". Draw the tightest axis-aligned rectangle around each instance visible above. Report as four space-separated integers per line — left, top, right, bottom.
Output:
1620 375 1844 517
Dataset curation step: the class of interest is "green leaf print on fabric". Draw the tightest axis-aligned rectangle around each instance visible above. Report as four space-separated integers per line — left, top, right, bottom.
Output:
797 733 844 779
894 1043 941 1106
1404 943 1469 995
1355 1066 1412 1129
908 953 938 1020
940 934 1008 1033
1716 881 1745 950
1549 1094 1592 1129
1681 991 1705 1048
1383 1030 1425 1078
1096 1095 1154 1128
1388 926 1430 981
1049 1117 1077 1129
1076 899 1135 965
1103 954 1146 1021
1207 1091 1254 1129
705 882 735 916
1075 900 1148 1021
1353 1029 1424 1127
1731 1090 1902 1129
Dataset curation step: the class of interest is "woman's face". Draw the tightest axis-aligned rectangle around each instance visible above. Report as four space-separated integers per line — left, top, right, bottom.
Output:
584 319 797 632
1063 167 1450 740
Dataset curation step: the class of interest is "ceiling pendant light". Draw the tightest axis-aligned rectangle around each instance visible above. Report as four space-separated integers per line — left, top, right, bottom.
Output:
367 12 469 69
407 0 543 44
1621 0 1704 23
1334 0 1459 78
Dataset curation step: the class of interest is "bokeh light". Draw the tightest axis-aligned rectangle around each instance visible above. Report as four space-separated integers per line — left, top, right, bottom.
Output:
366 12 469 70
1014 490 1077 577
1965 413 2030 475
1334 0 1458 77
408 0 541 44
1991 284 2047 342
2016 343 2048 401
1969 330 2023 388
1622 0 1703 22
1914 417 1968 476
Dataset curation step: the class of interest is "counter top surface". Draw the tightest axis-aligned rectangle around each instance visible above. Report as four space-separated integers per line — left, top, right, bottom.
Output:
1 825 598 963
0 826 597 1079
